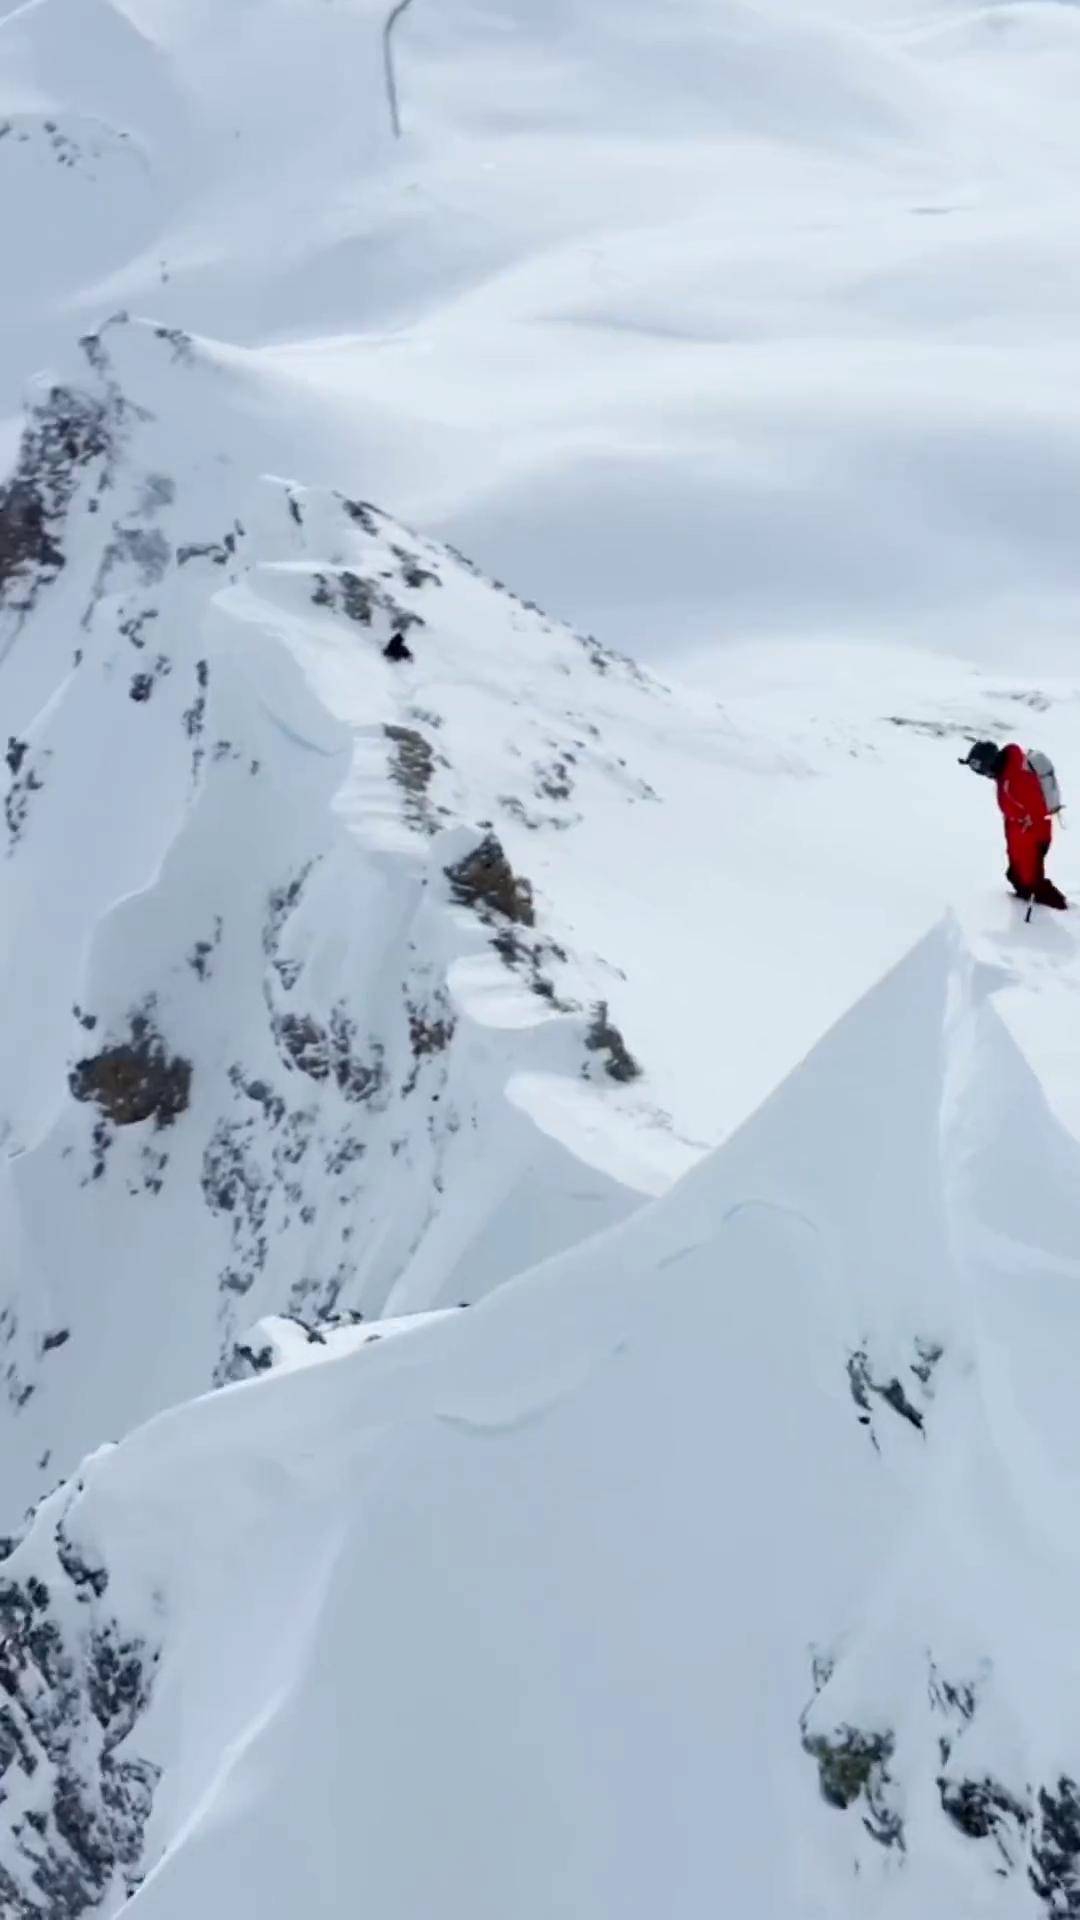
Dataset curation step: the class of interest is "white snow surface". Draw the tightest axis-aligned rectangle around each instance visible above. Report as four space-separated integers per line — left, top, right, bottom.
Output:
4 0 1080 1915
6 0 1080 660
8 923 1080 1918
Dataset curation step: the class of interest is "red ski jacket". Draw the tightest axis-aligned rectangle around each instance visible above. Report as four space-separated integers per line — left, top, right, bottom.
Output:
996 744 1051 841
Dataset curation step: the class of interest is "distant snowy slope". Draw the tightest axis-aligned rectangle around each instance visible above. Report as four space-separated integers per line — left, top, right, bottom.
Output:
5 924 1080 1917
6 0 1080 663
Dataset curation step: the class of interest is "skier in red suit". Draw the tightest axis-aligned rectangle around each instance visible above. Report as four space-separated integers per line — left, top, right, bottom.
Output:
961 740 1067 909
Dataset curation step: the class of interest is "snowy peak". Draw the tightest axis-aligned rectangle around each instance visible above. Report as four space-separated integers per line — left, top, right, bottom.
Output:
0 313 693 1520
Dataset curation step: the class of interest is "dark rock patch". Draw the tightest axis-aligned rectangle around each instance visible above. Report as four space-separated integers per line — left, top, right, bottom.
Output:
313 568 373 624
86 1119 112 1185
385 724 438 832
202 1089 328 1314
0 1533 160 1915
176 527 240 568
128 653 172 705
5 748 47 849
490 926 574 1008
939 1775 1029 1858
275 1013 331 1082
328 1008 385 1105
848 1346 931 1441
1031 1777 1080 1915
151 322 195 364
263 861 317 964
535 757 574 803
445 833 534 926
402 990 455 1096
221 1339 275 1383
312 566 423 641
55 1524 108 1601
119 608 159 651
408 1000 455 1060
0 385 109 622
802 1724 903 1849
577 630 651 687
390 544 440 591
228 1065 285 1129
928 1662 976 1733
202 1118 270 1297
188 917 223 981
911 1337 944 1389
70 1013 191 1129
584 1001 641 1083
338 495 381 535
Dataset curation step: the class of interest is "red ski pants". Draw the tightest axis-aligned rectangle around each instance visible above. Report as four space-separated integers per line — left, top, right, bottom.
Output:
1005 821 1048 893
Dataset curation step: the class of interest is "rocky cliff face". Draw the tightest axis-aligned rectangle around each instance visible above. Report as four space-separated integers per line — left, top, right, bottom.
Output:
0 1476 159 1919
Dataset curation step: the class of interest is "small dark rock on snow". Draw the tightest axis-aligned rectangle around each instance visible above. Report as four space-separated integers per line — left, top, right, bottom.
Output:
445 833 535 927
802 1723 903 1848
584 1001 641 1083
938 1774 1029 1846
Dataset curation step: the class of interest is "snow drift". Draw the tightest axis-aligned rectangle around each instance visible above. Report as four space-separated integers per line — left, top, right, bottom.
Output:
4 921 1080 1917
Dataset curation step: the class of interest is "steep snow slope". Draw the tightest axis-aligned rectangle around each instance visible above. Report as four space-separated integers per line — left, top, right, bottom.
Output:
0 311 714 1520
5 924 1080 1918
5 311 1080 1532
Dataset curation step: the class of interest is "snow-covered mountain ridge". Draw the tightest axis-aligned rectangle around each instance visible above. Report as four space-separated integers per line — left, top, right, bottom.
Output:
7 922 1080 1918
0 311 728 1523
7 312 1080 1920
7 0 1080 1913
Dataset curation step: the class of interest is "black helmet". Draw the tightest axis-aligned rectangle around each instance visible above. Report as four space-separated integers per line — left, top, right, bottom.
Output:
960 740 1003 779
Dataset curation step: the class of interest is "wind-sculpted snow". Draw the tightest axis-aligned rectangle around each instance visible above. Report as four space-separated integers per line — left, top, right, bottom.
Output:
0 314 694 1522
4 924 1077 1918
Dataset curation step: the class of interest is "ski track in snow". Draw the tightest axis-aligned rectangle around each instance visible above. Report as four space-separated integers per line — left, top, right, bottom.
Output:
4 0 1080 1915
